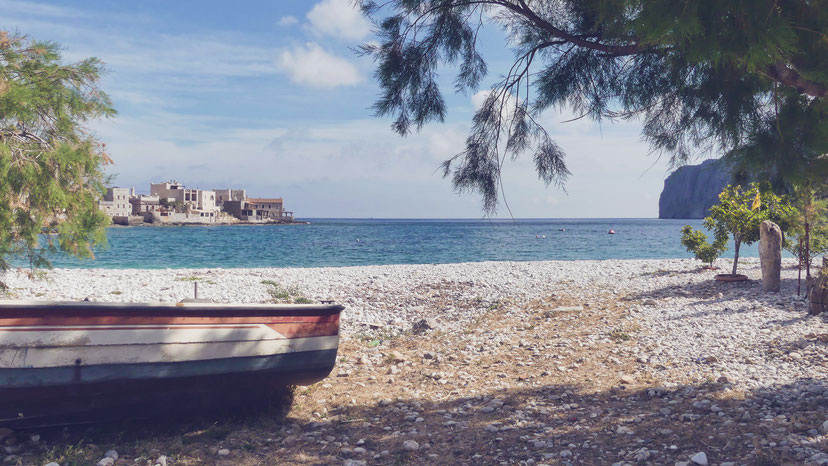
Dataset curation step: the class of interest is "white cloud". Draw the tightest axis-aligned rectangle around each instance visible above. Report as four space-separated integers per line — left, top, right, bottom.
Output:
470 90 490 109
7 16 278 81
94 115 483 216
472 89 517 110
278 43 361 88
92 103 673 218
0 0 82 18
306 0 370 40
277 15 298 26
471 90 622 136
471 89 520 123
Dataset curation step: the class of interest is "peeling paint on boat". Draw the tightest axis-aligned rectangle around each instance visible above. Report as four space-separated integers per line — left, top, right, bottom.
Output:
0 300 343 427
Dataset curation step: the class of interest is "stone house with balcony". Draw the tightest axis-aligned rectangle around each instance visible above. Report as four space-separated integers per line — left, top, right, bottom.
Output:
98 187 131 219
214 188 246 207
150 181 219 223
222 197 292 222
130 195 161 214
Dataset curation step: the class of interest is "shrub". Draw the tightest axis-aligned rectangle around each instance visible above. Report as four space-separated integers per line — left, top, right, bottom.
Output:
680 225 727 267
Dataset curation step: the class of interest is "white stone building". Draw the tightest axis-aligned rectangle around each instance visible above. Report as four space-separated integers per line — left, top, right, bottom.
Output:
98 187 131 218
149 180 219 223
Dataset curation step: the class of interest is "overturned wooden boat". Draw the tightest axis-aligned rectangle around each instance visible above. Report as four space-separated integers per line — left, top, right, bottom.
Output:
0 300 343 427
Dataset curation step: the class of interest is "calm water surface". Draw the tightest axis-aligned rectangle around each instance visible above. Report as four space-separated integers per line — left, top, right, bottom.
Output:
43 218 770 269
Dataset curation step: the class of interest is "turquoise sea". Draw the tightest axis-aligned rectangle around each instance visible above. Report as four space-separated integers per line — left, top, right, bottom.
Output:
43 218 774 269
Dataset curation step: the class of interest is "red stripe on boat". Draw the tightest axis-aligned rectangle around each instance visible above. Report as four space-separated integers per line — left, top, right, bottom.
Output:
0 314 339 327
0 320 339 338
267 321 340 338
0 325 262 331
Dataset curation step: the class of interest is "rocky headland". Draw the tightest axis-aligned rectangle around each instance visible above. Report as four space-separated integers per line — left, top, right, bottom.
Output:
658 159 732 219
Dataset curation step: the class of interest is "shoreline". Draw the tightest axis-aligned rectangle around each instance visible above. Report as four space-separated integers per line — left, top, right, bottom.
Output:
24 254 782 270
107 220 311 227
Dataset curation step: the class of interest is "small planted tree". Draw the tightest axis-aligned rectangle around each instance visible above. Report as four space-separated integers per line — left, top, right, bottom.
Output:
704 183 791 276
680 225 727 268
783 181 828 295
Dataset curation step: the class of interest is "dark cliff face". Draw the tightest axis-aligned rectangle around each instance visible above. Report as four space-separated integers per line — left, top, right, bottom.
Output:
658 159 732 219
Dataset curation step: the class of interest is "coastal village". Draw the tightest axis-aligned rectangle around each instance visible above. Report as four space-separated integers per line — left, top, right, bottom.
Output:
97 180 297 225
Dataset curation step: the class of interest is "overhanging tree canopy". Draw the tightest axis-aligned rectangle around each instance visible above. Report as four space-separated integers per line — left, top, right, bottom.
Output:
359 0 828 212
0 32 114 283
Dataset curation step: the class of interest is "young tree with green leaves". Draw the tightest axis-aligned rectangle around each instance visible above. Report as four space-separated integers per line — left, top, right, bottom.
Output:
0 32 114 287
359 0 828 212
703 183 792 276
783 181 828 294
680 225 727 268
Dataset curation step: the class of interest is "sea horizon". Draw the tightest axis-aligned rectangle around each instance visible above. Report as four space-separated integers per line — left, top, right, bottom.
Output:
295 217 666 220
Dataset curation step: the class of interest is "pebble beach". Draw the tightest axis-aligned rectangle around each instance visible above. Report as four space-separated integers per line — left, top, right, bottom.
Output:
3 257 825 393
2 257 827 465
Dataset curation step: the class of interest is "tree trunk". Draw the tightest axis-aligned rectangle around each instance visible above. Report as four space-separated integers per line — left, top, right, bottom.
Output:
732 238 742 275
808 256 827 315
759 221 782 292
804 220 811 281
797 237 803 296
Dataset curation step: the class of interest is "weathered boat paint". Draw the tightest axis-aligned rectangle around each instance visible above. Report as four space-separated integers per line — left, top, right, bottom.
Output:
0 300 343 427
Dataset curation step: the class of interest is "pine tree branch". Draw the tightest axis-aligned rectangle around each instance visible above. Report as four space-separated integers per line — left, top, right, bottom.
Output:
764 61 828 98
506 0 646 56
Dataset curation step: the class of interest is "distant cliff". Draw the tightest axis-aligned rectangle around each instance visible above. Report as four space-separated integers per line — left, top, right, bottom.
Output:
658 159 732 219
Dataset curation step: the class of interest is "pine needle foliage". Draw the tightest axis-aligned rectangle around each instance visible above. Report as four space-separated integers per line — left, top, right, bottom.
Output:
0 32 114 286
358 0 828 213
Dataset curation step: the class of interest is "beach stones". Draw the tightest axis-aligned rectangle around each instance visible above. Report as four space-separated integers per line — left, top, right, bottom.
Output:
411 318 438 333
690 451 709 465
759 220 782 292
809 256 828 315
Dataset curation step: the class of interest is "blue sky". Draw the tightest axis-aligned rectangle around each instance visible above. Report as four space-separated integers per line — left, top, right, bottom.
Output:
3 0 680 218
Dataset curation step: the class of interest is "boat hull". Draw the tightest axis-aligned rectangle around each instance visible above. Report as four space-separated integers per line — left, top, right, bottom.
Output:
0 349 337 427
0 300 343 428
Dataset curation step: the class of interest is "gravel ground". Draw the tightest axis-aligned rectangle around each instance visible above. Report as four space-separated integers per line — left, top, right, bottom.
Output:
1 258 826 465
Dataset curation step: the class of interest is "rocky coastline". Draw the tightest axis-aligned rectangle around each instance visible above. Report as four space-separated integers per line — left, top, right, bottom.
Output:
107 219 311 227
658 159 733 219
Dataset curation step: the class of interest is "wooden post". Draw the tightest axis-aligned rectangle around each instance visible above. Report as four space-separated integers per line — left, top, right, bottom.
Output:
808 256 827 316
